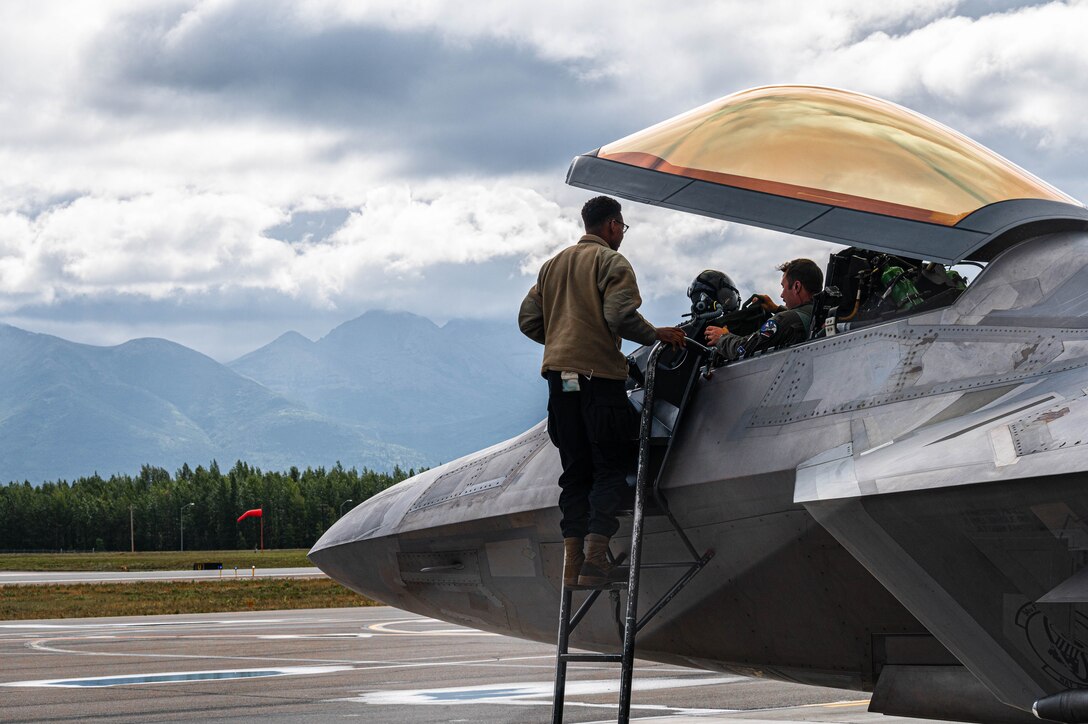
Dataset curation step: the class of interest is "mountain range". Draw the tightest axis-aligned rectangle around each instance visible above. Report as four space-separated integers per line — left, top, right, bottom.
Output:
0 311 548 484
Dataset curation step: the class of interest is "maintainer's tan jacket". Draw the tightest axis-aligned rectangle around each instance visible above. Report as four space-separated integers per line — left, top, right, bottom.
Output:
519 235 658 380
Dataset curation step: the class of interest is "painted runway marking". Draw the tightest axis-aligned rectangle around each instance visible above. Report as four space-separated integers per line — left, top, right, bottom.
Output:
575 697 874 723
2 665 353 688
21 636 552 672
366 618 499 636
345 675 746 710
815 699 870 708
24 638 364 666
258 634 374 639
0 618 286 630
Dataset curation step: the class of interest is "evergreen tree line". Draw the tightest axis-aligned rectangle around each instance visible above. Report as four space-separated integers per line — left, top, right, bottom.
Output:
0 461 416 552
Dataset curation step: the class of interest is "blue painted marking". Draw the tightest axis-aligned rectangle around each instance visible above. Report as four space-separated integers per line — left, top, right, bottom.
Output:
424 687 525 701
54 671 282 687
5 665 353 688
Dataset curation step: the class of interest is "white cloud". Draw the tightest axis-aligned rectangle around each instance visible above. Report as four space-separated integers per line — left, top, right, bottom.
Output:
0 1 1084 359
0 192 285 305
803 2 1088 157
329 184 573 273
0 181 578 313
616 207 838 311
288 182 581 306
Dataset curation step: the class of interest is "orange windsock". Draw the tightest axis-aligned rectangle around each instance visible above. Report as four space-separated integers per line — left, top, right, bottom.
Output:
237 508 262 522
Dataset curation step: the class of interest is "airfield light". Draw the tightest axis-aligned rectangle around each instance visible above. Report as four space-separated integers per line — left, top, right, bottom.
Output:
180 502 195 552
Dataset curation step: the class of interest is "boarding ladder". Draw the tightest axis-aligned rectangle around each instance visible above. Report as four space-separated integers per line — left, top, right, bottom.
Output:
551 338 716 724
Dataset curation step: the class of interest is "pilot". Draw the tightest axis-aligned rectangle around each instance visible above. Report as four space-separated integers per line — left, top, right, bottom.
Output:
518 195 685 588
705 258 822 360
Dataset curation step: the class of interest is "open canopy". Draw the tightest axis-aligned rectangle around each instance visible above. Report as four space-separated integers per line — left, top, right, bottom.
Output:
567 86 1088 263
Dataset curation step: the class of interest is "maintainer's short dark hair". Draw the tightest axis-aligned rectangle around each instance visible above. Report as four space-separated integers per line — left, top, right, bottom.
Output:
581 196 622 233
777 258 823 295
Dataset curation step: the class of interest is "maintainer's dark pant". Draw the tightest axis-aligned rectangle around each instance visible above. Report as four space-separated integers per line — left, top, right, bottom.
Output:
546 371 637 539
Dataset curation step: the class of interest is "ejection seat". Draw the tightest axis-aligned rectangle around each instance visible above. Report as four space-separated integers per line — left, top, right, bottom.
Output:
817 246 970 335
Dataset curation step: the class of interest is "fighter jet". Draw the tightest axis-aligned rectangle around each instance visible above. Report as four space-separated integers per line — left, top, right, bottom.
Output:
310 86 1088 724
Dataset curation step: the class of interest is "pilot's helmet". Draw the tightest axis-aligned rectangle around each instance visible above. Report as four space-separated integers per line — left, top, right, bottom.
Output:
687 270 741 318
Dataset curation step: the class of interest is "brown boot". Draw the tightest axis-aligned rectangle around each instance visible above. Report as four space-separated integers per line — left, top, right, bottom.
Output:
562 537 585 588
577 533 627 587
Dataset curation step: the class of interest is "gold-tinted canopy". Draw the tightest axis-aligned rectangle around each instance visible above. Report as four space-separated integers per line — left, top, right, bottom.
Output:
597 86 1076 226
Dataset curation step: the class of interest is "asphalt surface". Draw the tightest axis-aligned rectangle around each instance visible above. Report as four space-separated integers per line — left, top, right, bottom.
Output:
0 567 325 585
0 606 960 723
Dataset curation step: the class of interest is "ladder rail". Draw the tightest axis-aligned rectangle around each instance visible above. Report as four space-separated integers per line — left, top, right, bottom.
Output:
552 588 573 724
615 341 667 721
553 338 714 724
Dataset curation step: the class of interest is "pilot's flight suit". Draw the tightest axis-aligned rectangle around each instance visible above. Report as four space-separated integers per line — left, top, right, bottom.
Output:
714 302 813 361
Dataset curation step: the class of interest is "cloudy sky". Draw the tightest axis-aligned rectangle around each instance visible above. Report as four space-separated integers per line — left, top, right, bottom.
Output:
2 0 1086 361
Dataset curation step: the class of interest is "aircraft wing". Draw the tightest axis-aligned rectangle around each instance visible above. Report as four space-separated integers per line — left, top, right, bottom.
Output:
567 85 1088 263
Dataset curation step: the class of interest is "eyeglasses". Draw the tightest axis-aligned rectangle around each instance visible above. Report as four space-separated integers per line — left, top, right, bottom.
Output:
612 219 629 233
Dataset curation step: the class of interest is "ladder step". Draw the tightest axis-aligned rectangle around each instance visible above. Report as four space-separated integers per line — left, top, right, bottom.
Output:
565 562 696 582
561 653 623 663
566 580 627 591
617 508 669 517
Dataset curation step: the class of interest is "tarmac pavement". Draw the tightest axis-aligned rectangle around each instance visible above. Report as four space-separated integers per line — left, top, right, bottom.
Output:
0 606 956 723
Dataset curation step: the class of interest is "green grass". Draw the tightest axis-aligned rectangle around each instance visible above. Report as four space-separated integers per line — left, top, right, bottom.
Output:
0 549 312 572
0 578 379 620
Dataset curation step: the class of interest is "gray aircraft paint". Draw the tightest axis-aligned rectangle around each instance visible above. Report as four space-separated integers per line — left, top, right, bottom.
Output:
311 88 1088 723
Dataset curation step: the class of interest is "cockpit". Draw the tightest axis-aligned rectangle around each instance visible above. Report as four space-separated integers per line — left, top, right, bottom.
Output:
818 247 973 334
572 84 1088 470
572 84 1088 377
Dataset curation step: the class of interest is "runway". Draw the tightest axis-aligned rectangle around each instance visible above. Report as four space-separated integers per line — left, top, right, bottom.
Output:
0 606 958 723
0 567 325 585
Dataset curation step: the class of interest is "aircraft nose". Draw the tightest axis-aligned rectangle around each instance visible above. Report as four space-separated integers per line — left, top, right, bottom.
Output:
309 423 556 612
308 475 428 605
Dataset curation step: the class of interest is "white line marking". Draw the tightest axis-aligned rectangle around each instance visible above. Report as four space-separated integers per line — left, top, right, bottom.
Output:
341 676 746 709
366 618 498 636
0 619 286 630
258 634 374 639
3 665 353 688
21 637 550 671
